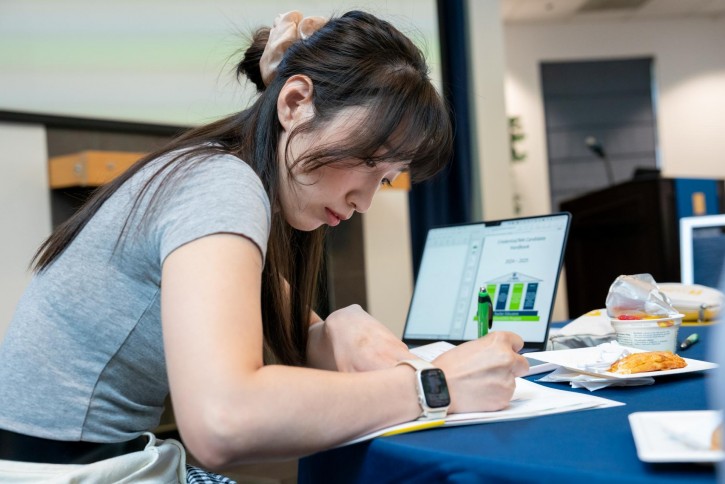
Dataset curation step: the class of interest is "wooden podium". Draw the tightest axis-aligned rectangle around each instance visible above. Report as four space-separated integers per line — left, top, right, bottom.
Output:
560 177 724 317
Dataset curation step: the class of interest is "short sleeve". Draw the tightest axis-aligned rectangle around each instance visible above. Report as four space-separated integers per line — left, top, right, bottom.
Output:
153 154 271 265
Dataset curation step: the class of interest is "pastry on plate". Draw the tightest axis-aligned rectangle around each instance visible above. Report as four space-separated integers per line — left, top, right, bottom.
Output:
713 423 722 451
607 351 686 374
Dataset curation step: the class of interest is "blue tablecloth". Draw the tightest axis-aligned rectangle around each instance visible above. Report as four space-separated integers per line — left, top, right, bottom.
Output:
299 326 718 484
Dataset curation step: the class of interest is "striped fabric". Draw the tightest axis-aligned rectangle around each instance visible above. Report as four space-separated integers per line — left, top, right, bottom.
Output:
186 465 237 484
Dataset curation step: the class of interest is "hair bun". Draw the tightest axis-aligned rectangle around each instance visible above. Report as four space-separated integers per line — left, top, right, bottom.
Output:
238 27 270 92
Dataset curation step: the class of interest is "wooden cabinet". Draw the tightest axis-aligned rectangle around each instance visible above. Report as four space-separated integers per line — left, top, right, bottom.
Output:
49 150 146 188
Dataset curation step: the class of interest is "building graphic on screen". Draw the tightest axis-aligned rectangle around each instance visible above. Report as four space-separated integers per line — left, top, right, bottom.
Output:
484 272 542 322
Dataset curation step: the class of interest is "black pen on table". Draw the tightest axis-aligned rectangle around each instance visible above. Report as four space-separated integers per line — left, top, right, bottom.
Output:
679 333 699 350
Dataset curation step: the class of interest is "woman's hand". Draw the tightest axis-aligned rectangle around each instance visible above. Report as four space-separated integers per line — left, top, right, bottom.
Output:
433 331 529 413
308 304 415 372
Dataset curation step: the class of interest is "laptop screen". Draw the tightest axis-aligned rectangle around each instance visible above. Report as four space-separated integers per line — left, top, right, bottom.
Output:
680 214 725 288
402 213 571 350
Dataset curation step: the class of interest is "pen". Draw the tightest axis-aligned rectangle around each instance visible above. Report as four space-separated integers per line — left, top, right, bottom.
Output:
477 287 493 338
679 333 699 350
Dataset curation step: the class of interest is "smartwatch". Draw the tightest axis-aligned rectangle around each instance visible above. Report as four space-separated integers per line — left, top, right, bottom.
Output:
396 359 450 420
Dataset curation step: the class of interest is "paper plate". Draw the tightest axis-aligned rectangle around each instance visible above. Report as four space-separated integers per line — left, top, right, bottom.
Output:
526 346 717 379
629 410 724 463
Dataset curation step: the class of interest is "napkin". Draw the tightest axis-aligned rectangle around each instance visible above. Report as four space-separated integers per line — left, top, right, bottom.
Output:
537 341 655 391
538 366 654 391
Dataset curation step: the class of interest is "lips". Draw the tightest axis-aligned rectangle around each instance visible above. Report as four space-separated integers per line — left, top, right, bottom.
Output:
325 208 343 226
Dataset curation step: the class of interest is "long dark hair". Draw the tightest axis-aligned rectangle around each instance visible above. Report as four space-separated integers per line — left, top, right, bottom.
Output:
32 10 453 366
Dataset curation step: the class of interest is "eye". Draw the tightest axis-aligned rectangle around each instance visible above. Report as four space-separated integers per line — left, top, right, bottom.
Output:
364 159 377 168
381 178 392 187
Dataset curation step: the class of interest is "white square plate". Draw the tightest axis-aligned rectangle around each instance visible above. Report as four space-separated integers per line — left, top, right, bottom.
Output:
526 346 717 379
629 410 724 463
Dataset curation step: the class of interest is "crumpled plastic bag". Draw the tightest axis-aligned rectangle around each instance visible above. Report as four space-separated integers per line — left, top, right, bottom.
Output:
605 273 679 318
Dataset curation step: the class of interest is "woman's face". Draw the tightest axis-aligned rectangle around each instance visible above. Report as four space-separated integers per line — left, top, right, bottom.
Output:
278 107 408 231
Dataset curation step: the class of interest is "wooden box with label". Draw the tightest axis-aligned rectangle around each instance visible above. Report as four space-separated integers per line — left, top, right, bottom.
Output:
49 150 146 188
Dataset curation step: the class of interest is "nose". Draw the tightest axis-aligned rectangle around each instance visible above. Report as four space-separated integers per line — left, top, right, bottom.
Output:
347 181 380 214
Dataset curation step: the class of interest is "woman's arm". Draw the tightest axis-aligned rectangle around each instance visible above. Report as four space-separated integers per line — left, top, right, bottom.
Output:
306 305 416 372
161 233 527 469
161 234 421 468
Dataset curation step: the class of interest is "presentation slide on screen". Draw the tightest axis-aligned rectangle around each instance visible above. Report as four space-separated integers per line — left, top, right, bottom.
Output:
461 232 563 340
404 217 567 342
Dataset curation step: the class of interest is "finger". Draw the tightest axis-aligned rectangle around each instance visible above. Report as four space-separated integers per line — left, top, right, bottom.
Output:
493 331 524 353
511 336 524 353
512 354 530 377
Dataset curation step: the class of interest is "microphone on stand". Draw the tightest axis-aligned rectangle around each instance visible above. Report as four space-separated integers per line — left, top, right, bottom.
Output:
585 136 615 186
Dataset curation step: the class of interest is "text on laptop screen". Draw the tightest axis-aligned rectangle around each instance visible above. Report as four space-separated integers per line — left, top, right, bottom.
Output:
404 214 569 345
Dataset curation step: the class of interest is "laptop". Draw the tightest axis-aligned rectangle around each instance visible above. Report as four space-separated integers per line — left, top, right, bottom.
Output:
679 214 725 288
402 213 571 361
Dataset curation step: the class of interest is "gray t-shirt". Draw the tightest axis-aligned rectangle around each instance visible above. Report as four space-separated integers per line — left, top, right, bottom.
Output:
0 151 270 442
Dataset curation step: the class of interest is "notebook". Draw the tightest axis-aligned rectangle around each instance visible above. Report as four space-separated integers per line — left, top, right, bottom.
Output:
402 213 571 356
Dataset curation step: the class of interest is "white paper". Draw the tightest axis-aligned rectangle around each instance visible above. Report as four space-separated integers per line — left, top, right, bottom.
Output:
411 341 559 377
410 341 455 362
338 378 623 447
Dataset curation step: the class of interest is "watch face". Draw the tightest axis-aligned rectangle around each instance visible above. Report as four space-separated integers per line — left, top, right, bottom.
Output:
420 368 450 408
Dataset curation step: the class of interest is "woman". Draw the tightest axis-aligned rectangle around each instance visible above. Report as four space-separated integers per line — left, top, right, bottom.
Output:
0 10 528 482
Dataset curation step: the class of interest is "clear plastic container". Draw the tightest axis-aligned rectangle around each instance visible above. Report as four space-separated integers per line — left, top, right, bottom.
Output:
610 314 684 353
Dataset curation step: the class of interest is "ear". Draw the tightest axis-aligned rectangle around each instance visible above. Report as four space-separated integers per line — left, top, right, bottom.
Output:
277 75 314 132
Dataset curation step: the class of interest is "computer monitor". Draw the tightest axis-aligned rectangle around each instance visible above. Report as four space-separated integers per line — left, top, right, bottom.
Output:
679 214 725 287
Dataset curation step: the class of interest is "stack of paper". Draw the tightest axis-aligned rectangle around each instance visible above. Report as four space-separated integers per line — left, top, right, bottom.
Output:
338 378 623 447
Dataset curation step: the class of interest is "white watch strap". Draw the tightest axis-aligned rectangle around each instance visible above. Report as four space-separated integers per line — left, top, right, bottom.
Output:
396 359 448 420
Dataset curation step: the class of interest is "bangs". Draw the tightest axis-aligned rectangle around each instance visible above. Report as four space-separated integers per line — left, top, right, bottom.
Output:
362 78 453 181
292 69 452 181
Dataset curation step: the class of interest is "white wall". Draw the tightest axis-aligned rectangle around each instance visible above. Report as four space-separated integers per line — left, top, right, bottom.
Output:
504 17 725 217
0 123 52 339
363 190 414 337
